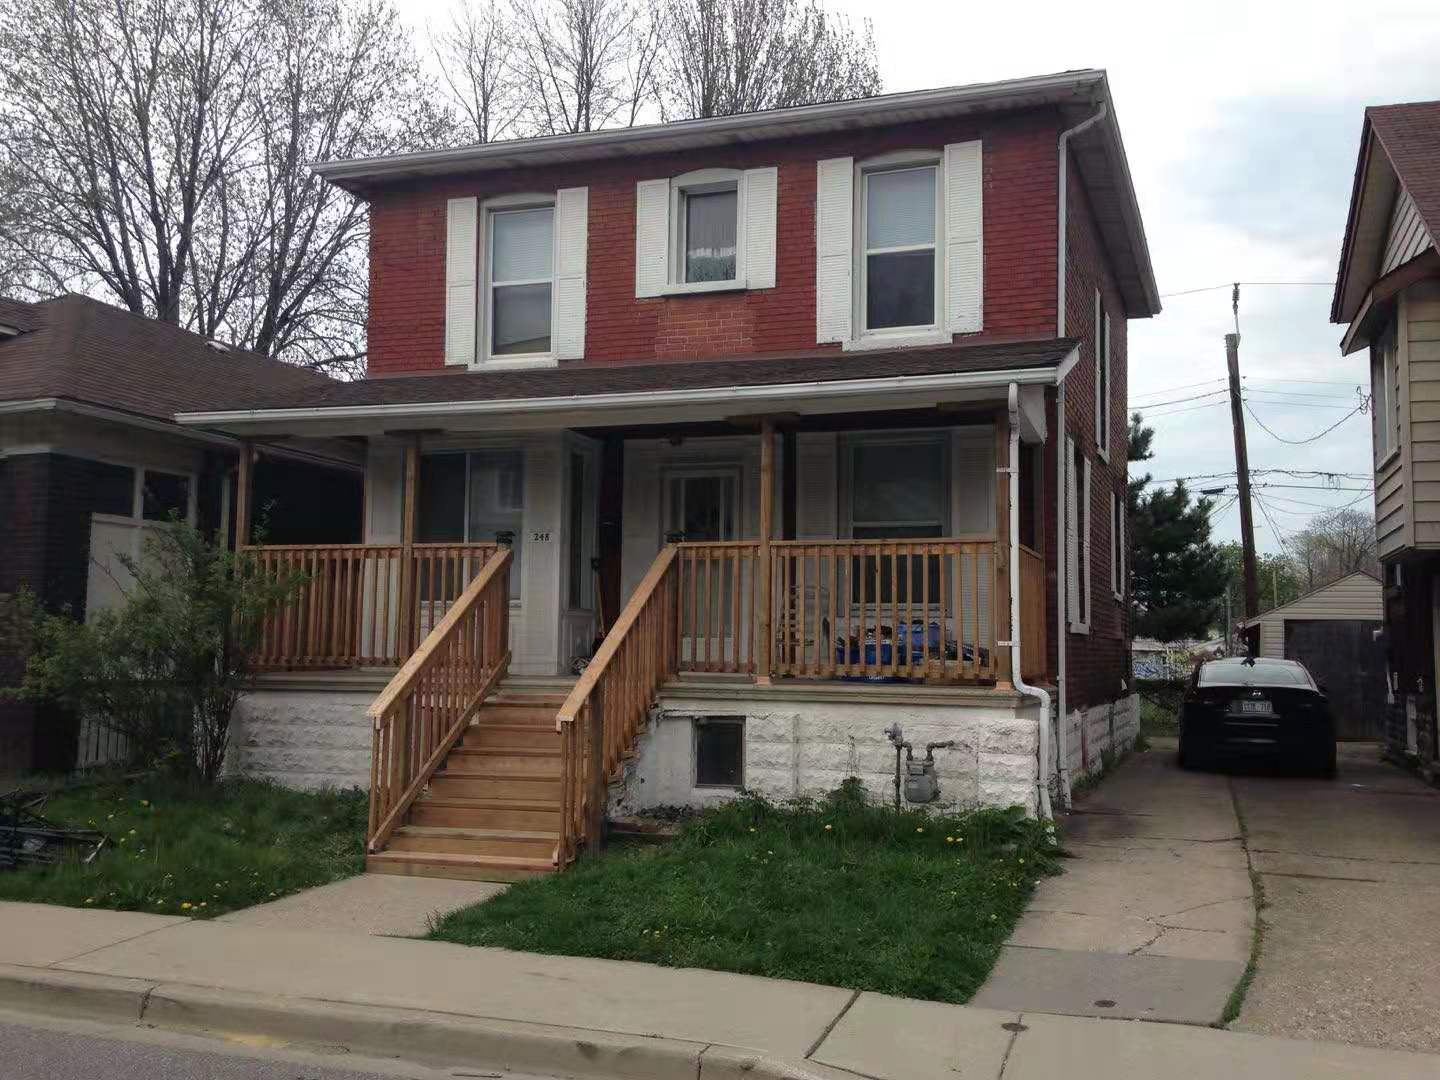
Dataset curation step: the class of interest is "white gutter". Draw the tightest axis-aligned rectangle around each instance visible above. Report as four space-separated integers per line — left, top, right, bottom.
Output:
1054 378 1073 805
177 363 1069 429
1007 383 1053 820
1056 102 1108 337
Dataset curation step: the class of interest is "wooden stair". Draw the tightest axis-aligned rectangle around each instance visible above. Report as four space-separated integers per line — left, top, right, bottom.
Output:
366 689 567 882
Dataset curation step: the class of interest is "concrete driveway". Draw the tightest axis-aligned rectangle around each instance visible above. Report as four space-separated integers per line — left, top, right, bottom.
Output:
1233 742 1440 1053
977 739 1440 1053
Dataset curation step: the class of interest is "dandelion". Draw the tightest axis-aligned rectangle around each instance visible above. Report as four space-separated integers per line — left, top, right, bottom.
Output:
129 829 137 835
915 827 925 834
140 800 149 807
824 824 833 831
946 836 955 843
180 902 192 911
748 827 756 833
84 897 95 904
1018 858 1026 866
990 914 997 921
199 902 207 908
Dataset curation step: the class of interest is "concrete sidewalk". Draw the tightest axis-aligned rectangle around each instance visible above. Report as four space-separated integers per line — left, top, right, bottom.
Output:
3 900 1439 1080
973 742 1254 1024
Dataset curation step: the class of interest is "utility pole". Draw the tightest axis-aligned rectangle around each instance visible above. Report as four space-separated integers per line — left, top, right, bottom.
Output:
1226 283 1260 651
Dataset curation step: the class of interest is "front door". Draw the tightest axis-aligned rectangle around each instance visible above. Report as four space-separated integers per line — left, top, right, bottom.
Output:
664 469 742 666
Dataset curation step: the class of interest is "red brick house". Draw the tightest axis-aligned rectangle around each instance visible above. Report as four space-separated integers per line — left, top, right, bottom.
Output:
179 69 1159 880
0 294 362 773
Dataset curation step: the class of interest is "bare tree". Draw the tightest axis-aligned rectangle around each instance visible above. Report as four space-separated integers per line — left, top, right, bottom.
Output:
1291 508 1379 589
0 0 450 372
656 0 879 120
433 0 525 145
512 0 662 135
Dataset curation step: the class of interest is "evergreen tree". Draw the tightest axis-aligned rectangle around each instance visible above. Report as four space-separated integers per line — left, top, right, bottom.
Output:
1127 413 1228 641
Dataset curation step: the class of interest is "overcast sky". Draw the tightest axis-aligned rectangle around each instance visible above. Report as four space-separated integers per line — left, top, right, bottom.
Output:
402 0 1440 552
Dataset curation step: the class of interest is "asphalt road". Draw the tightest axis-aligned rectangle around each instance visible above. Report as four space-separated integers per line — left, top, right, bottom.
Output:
1230 742 1440 1053
0 1014 475 1080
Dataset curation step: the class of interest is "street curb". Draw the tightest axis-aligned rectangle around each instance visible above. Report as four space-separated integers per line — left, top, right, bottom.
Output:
0 964 153 1025
0 966 837 1080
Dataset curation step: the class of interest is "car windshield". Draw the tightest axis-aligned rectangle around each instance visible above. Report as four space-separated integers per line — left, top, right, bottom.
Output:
1198 661 1313 688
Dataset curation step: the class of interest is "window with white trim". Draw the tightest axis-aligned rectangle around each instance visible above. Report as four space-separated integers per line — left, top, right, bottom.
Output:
487 204 554 359
1372 330 1399 462
1094 288 1111 461
862 163 940 333
635 168 777 297
89 461 194 523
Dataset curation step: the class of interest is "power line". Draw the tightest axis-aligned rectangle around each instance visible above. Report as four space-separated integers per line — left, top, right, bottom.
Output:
1143 400 1230 419
1245 376 1363 388
1132 377 1229 399
1243 400 1366 444
1159 281 1332 299
1131 388 1230 411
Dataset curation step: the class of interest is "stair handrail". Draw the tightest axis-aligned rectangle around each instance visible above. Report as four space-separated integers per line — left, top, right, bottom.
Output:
554 545 679 865
366 547 513 853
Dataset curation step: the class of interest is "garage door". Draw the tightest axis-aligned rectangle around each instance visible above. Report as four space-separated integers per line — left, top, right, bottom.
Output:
1283 619 1385 740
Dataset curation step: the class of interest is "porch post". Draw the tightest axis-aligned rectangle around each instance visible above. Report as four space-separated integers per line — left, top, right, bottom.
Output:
757 417 776 685
994 409 1013 688
235 439 254 548
397 435 420 658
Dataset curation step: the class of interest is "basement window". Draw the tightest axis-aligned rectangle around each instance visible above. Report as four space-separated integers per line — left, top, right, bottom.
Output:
693 716 745 788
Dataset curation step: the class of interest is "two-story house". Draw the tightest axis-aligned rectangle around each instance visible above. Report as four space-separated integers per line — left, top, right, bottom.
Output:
181 69 1159 881
1332 100 1440 776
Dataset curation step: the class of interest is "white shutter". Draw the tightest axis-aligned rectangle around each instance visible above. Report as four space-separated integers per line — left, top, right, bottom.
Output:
795 433 837 538
943 140 983 334
815 157 853 343
553 186 588 359
743 167 778 290
635 179 670 298
1066 436 1080 631
445 197 479 365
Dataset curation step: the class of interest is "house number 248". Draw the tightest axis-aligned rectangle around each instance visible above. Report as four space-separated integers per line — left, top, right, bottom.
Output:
529 530 552 543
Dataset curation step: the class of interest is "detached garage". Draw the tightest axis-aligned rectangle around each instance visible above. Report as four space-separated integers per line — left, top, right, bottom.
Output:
1241 571 1385 739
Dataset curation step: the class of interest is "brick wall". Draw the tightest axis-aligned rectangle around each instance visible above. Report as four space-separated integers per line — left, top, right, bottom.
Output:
366 110 1061 375
1056 147 1131 710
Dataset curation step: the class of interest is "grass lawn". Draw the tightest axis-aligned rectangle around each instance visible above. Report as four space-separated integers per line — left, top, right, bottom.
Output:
428 786 1060 1004
0 775 366 918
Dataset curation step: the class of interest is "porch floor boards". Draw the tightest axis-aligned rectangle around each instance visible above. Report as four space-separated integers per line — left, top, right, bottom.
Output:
366 688 570 883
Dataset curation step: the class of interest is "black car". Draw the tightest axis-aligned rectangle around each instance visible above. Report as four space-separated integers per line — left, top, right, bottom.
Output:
1178 656 1337 777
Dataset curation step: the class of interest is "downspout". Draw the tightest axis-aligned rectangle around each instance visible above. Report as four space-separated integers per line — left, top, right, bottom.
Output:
1008 384 1053 820
1052 102 1104 807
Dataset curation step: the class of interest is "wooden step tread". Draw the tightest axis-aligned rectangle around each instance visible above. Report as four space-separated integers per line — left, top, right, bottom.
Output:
418 795 562 810
368 851 553 871
435 767 561 782
450 746 560 758
396 825 556 842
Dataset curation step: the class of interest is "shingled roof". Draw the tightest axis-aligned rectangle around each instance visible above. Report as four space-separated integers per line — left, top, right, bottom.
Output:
1369 101 1440 246
0 293 333 424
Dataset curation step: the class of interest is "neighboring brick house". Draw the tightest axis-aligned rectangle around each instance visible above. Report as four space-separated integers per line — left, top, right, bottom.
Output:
179 69 1160 879
0 294 363 773
1331 100 1440 776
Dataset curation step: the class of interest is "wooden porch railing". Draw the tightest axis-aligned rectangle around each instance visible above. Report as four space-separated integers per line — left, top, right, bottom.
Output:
366 547 512 852
249 542 498 670
1018 544 1047 682
769 539 999 682
673 541 761 674
554 546 679 866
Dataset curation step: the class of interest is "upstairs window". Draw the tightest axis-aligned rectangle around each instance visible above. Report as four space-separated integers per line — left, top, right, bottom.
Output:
488 205 554 358
863 164 939 332
635 168 777 297
1372 330 1399 463
680 184 738 284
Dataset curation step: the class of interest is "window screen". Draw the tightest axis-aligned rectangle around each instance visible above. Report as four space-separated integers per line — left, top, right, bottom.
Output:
490 207 553 356
141 471 189 521
683 188 738 283
864 166 936 331
89 462 136 517
694 717 744 787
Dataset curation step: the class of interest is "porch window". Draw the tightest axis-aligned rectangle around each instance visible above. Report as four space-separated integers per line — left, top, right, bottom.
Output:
862 165 938 332
847 435 948 602
488 206 553 357
665 471 739 542
418 450 525 600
